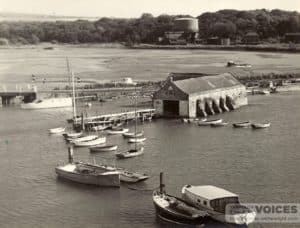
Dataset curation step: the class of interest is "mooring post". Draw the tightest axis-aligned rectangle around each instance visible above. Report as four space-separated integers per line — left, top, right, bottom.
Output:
68 146 74 164
81 112 85 131
159 172 165 194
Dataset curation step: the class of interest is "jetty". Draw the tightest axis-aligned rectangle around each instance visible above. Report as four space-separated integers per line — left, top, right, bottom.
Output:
72 109 156 130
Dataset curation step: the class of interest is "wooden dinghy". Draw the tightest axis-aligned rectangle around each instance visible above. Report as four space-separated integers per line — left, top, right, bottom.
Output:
251 122 271 129
210 122 228 127
71 135 98 143
198 118 223 126
63 131 83 139
72 137 106 147
116 147 144 159
128 137 146 143
49 127 65 134
89 144 118 152
122 131 144 138
106 128 129 135
232 121 251 128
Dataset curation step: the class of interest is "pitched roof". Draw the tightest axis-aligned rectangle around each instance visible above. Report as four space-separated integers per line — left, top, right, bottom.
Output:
172 73 241 95
184 185 238 200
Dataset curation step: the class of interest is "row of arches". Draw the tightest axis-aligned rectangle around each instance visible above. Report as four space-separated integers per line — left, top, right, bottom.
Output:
196 96 237 117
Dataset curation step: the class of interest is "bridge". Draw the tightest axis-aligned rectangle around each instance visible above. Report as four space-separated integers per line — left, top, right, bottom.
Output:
0 84 37 106
0 84 157 106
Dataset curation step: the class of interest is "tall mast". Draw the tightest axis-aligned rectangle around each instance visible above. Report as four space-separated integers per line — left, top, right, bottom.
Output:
66 57 71 87
134 85 137 151
71 72 77 120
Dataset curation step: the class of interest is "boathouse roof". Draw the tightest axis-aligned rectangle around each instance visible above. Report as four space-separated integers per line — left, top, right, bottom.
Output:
171 73 241 95
184 185 238 200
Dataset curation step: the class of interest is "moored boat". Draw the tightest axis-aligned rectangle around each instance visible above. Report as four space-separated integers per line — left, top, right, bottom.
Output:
119 170 149 183
71 135 98 143
232 121 251 128
251 122 271 129
153 173 208 225
90 163 149 183
89 144 118 152
128 137 146 143
49 127 65 134
181 185 256 225
210 122 228 127
122 131 144 138
55 163 120 187
63 131 83 138
91 125 110 131
198 118 223 126
116 147 144 159
72 137 106 147
55 147 120 187
106 128 129 135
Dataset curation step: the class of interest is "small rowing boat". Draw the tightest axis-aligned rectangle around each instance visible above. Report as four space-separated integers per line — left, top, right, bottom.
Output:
210 122 228 127
128 137 146 143
73 137 106 147
116 147 144 159
49 127 65 134
89 144 118 152
63 131 83 138
232 121 251 128
71 135 98 143
251 122 271 129
91 125 110 131
122 131 144 138
106 128 129 135
198 118 223 126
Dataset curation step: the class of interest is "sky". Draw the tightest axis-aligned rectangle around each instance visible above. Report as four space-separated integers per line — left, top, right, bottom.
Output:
0 0 300 18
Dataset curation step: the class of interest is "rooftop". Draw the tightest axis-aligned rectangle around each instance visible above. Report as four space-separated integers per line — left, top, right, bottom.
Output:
183 185 238 200
172 73 241 95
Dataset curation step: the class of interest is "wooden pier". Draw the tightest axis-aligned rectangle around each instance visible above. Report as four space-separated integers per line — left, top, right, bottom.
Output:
72 109 156 130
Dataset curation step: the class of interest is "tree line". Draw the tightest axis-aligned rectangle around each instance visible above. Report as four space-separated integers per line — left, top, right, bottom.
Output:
0 9 300 45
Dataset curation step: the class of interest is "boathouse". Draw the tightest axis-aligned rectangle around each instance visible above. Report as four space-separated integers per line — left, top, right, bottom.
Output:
153 73 247 118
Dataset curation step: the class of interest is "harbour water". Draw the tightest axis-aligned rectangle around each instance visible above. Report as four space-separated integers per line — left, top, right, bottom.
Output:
0 92 300 228
0 47 300 227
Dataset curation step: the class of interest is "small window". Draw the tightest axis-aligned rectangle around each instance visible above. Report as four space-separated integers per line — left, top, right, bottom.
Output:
197 199 201 204
203 201 207 206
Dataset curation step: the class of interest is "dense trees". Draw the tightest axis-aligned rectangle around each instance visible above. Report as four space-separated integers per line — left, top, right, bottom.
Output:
0 9 300 45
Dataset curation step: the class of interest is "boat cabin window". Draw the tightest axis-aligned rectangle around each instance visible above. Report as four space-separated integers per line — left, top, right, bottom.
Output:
197 199 201 204
203 201 207 206
210 197 239 213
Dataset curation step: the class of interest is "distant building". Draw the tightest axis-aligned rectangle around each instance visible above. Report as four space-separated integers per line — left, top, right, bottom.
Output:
285 33 300 43
207 37 220 45
153 73 247 118
163 31 187 45
162 17 199 44
243 32 259 44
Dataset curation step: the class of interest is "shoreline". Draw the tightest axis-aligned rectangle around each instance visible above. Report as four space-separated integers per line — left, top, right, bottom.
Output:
130 43 300 53
2 42 300 53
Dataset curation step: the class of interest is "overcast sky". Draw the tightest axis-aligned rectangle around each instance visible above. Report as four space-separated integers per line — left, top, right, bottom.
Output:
1 0 299 18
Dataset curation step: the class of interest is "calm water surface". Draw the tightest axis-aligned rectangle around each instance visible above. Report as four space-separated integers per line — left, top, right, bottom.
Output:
0 47 300 227
0 93 300 228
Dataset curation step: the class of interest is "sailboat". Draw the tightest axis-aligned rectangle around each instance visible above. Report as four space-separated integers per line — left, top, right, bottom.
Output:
116 85 144 159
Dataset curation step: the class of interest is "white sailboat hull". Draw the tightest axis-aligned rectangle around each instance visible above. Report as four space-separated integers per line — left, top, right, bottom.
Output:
73 137 106 147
